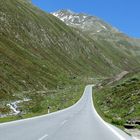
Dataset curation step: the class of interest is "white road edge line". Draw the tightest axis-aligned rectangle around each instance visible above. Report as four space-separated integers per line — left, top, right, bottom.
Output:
91 85 126 140
38 134 48 140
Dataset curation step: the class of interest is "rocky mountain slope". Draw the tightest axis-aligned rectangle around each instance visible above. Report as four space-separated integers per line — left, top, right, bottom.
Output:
52 10 139 41
52 10 119 37
53 10 140 56
53 10 140 71
0 0 140 117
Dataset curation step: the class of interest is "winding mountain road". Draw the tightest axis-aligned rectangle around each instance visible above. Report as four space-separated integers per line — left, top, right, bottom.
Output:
0 85 134 140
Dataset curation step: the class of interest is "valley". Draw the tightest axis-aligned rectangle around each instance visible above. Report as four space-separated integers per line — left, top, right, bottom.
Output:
0 1 140 136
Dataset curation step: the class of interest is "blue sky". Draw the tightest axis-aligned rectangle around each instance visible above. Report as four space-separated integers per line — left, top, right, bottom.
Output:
32 0 140 38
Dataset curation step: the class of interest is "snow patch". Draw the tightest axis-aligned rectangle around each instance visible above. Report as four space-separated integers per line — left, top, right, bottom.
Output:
68 15 73 20
53 13 59 17
83 16 87 19
98 23 107 30
101 25 107 29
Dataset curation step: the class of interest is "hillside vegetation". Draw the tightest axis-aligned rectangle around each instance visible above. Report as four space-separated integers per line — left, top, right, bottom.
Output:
0 0 140 120
94 71 140 129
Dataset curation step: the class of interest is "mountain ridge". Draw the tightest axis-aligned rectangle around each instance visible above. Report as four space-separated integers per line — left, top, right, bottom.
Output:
52 9 140 62
52 10 140 42
52 10 121 37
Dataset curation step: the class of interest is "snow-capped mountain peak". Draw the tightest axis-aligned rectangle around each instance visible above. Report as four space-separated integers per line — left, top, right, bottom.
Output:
52 10 89 25
52 10 119 38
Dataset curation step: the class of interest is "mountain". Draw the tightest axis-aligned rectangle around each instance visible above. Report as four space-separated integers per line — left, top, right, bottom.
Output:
52 10 119 38
0 0 140 117
52 10 140 66
53 10 140 47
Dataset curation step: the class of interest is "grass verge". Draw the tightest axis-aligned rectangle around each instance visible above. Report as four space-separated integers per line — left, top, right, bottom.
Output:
93 71 140 130
0 84 84 123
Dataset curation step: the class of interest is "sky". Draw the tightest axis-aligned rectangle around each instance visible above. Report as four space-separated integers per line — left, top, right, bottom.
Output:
32 0 140 38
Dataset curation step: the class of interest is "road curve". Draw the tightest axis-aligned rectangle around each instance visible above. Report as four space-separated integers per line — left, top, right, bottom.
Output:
0 85 134 140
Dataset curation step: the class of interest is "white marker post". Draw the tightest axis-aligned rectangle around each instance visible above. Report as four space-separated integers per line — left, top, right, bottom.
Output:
48 106 50 114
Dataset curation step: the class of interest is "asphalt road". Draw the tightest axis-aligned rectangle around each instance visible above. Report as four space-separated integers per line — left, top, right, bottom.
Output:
0 85 134 140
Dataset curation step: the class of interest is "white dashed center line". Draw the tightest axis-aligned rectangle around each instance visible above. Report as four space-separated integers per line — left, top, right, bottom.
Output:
38 134 48 140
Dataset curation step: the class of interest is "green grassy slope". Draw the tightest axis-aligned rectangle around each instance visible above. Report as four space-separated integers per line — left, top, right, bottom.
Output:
0 0 94 94
94 71 140 128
